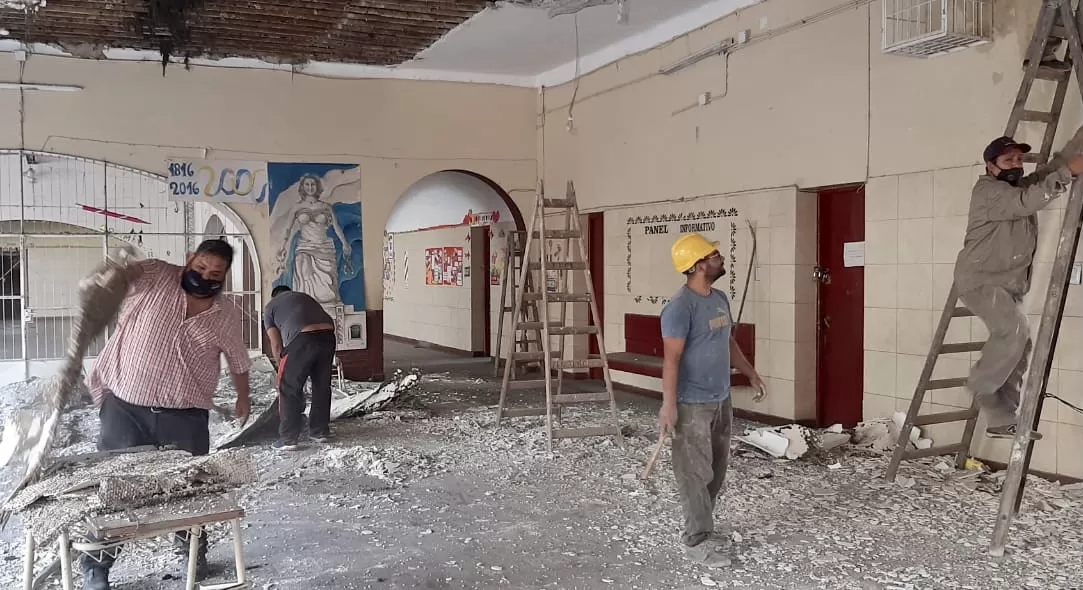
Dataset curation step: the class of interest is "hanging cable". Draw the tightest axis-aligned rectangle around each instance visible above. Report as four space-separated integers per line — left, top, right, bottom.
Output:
1043 392 1083 415
566 13 581 132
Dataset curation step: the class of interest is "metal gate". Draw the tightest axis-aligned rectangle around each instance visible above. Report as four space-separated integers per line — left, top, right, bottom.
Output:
0 151 262 386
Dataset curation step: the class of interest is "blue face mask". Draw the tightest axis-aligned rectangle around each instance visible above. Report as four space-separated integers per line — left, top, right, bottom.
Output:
181 269 223 298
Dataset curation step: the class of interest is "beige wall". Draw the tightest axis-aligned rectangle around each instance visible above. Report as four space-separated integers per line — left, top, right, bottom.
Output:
538 0 1083 477
0 54 538 309
385 222 515 353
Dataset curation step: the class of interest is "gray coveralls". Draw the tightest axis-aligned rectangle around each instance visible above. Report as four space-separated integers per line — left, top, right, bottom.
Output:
953 127 1083 426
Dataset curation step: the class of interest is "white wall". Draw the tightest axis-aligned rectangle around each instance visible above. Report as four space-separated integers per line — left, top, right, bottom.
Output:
384 225 474 350
385 171 519 233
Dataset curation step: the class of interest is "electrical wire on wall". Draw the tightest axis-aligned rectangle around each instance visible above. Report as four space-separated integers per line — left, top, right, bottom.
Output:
544 0 879 117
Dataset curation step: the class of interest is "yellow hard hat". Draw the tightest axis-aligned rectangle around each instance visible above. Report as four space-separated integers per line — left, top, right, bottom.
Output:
671 233 719 273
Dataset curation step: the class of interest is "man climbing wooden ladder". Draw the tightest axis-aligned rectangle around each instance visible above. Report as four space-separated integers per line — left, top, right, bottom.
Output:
884 0 1083 556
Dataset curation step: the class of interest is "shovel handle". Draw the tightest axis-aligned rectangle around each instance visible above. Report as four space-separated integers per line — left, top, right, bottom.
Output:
641 435 668 480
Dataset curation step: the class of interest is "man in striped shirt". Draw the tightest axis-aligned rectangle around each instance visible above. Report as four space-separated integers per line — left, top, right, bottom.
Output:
81 239 252 590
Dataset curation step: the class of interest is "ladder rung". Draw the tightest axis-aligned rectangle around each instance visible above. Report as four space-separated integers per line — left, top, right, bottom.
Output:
951 307 974 317
550 325 599 335
527 261 588 271
506 379 547 390
532 230 581 239
1020 109 1057 124
1036 66 1071 81
925 377 968 390
912 409 978 426
1051 24 1067 39
512 351 560 362
518 321 562 330
1023 152 1046 164
524 292 592 303
503 407 547 418
553 392 612 404
519 322 598 335
551 426 621 439
940 341 985 354
552 358 605 369
902 443 965 460
543 198 576 208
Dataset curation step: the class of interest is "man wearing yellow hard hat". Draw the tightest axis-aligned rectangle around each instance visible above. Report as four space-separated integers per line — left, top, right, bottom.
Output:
659 232 765 567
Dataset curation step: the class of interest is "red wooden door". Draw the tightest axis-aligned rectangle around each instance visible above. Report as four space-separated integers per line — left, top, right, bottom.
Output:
816 186 865 426
587 213 604 380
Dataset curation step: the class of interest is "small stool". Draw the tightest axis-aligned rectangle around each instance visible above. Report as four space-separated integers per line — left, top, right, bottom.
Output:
24 500 251 590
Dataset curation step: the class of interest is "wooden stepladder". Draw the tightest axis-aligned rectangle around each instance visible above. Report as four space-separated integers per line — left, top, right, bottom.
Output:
496 181 623 451
884 0 1083 556
493 231 544 378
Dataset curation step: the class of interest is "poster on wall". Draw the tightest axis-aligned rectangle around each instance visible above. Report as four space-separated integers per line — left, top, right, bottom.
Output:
382 233 395 300
267 162 367 350
545 240 566 293
491 246 506 286
167 160 269 204
425 247 464 286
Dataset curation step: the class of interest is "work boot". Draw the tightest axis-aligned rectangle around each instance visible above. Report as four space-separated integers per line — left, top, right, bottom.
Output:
1025 41 1071 71
273 439 299 451
986 424 1017 439
682 542 732 568
81 561 111 590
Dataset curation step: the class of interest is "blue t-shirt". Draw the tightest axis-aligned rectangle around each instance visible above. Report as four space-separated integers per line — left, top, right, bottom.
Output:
659 285 733 404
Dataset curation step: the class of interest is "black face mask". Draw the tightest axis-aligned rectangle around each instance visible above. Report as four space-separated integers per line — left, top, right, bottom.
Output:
181 269 223 298
996 167 1024 186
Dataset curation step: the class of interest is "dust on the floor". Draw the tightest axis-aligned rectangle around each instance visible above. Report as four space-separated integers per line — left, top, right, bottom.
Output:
1 367 1081 590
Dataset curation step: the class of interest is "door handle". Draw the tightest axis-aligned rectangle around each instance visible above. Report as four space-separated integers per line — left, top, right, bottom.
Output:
822 316 831 330
813 266 832 284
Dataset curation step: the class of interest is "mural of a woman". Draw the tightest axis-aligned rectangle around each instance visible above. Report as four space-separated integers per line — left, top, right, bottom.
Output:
274 175 351 304
268 164 365 311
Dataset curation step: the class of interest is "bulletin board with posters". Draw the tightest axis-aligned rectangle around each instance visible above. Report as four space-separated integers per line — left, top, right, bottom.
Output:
425 247 464 286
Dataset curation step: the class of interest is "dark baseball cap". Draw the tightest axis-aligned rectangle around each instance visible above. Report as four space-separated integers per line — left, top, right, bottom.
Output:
983 136 1031 163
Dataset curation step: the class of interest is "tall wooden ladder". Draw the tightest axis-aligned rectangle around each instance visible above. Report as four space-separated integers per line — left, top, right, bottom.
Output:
493 231 544 378
496 181 624 451
883 0 1083 557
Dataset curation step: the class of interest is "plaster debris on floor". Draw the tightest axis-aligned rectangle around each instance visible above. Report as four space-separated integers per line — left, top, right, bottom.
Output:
1 356 1081 589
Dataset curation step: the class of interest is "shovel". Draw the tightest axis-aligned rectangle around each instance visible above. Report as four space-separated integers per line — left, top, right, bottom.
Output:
0 249 135 497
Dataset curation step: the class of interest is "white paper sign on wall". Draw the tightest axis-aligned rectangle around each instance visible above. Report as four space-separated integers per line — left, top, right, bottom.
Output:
166 160 269 204
843 241 865 268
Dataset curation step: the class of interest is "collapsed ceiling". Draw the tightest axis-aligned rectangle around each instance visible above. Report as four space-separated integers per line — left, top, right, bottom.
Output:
0 0 494 67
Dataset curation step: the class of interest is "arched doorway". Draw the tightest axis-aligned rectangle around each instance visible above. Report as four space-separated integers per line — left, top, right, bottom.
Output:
383 171 524 359
0 150 262 386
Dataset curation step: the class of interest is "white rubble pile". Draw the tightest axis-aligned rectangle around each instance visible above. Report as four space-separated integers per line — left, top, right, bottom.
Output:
736 412 936 461
2 372 1081 589
851 412 934 452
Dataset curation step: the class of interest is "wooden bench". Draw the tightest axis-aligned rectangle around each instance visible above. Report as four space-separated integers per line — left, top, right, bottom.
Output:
25 494 251 590
608 313 755 387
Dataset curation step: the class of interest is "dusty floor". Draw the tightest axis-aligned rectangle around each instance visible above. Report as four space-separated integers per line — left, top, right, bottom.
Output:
1 339 1082 589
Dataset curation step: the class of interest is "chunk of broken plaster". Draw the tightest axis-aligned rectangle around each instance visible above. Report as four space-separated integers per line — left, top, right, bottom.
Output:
736 429 790 458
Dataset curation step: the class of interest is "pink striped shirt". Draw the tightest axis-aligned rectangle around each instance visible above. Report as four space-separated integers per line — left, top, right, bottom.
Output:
89 259 252 410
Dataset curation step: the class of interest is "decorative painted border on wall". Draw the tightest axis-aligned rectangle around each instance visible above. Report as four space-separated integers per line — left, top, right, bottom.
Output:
624 207 741 306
